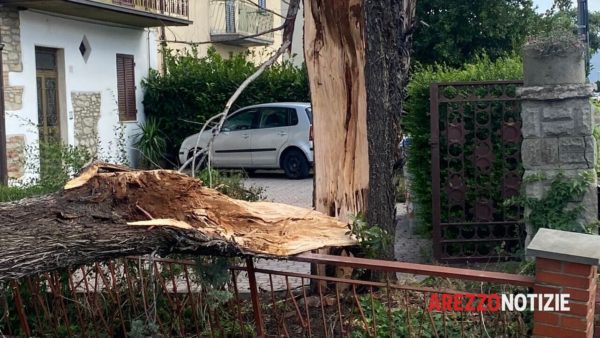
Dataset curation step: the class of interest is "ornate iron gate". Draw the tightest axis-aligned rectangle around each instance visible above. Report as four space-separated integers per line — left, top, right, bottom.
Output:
430 81 524 263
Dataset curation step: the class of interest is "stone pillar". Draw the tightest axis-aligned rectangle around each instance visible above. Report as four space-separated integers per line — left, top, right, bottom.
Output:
528 229 599 338
519 38 597 243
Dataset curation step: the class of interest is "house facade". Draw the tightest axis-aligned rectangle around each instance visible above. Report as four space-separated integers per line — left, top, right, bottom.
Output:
0 0 190 181
161 0 284 63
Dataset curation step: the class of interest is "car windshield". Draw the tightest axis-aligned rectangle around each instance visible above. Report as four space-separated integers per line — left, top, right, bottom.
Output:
305 107 313 123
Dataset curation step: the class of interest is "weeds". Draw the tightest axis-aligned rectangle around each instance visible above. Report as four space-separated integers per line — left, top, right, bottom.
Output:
196 168 265 202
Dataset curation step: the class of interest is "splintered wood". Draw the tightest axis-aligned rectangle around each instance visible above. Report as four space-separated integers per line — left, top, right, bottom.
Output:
67 164 356 256
0 163 356 280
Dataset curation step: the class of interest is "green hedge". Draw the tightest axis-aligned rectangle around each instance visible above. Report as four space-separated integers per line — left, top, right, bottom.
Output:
142 47 309 159
403 55 523 236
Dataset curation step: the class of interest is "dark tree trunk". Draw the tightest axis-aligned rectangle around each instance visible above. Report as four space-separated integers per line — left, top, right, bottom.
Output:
0 164 354 281
365 0 416 258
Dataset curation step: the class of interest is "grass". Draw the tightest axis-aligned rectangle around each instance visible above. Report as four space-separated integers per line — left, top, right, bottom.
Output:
0 184 58 203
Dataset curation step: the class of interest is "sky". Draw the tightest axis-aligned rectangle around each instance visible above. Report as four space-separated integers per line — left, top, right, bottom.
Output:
533 0 600 82
533 0 600 12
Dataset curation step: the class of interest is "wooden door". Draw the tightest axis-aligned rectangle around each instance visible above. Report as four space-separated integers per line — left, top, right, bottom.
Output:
35 47 61 177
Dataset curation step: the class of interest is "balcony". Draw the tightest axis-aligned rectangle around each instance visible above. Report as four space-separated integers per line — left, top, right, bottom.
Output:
2 0 191 27
210 0 274 47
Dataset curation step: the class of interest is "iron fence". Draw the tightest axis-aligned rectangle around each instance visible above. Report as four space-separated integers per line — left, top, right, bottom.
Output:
110 0 190 18
0 254 534 337
430 81 525 263
209 0 275 42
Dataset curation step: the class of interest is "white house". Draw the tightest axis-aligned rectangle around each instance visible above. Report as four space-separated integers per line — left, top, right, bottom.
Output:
0 0 190 182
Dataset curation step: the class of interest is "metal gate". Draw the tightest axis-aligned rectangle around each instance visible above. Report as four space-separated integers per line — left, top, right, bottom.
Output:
430 81 524 263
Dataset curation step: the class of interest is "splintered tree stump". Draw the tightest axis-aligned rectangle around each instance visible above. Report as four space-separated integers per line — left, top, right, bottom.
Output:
0 164 356 281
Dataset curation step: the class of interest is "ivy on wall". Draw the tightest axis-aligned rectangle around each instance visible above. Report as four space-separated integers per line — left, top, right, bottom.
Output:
505 172 596 234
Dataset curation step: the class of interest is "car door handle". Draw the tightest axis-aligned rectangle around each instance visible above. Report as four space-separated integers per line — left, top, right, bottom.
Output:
241 133 249 139
278 131 287 136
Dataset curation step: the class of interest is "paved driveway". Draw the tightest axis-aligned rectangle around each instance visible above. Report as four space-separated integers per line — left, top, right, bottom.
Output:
244 172 313 208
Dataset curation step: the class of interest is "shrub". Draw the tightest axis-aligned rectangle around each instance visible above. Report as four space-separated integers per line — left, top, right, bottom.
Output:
133 117 167 169
0 141 92 202
403 55 523 236
27 141 91 190
142 47 309 162
196 168 265 202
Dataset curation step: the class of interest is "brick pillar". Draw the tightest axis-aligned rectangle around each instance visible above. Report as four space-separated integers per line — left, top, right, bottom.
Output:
528 229 600 337
594 293 600 337
519 36 597 244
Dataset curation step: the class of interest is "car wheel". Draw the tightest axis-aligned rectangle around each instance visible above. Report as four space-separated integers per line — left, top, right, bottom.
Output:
188 149 207 171
282 149 309 179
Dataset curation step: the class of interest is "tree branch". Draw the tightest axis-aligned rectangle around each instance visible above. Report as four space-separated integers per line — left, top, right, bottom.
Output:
178 0 301 177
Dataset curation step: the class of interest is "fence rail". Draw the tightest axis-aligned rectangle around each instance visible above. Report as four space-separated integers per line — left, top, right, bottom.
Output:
209 0 274 44
0 253 536 337
106 0 189 18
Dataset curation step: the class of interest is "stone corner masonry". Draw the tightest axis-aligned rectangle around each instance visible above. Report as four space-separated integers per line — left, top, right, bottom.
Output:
519 43 598 241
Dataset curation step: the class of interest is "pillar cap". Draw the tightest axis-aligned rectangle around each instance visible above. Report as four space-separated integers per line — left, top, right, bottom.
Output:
527 228 600 266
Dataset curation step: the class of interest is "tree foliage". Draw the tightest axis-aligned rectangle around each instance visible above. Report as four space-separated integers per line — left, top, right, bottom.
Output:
536 2 600 55
142 47 309 160
412 0 600 67
412 0 538 66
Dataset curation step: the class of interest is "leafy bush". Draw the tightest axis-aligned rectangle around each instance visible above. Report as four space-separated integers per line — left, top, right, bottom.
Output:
142 47 309 161
0 141 92 202
347 214 392 259
403 55 523 235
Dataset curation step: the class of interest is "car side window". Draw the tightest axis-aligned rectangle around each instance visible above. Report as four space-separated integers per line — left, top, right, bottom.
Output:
223 110 257 131
259 108 296 128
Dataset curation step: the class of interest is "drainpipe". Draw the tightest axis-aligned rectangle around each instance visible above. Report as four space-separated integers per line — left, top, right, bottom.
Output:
0 42 8 185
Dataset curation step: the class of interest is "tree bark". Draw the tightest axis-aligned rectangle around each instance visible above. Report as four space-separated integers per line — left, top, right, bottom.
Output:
305 0 416 258
304 0 369 221
365 1 416 253
0 164 355 281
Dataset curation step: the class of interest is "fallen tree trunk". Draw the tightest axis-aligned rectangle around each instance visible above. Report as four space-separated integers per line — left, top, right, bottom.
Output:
0 164 355 281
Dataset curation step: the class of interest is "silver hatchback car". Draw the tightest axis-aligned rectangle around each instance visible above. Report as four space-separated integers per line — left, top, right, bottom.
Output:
179 102 313 179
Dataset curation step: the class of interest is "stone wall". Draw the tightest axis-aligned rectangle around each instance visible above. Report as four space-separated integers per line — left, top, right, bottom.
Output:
0 7 22 73
1 6 24 110
72 92 101 156
1 7 25 177
6 134 24 179
519 42 598 240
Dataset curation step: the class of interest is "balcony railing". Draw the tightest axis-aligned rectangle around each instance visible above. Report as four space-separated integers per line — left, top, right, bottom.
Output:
98 0 189 19
210 0 274 46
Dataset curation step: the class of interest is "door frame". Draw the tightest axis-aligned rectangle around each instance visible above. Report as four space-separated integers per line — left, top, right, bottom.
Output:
35 46 67 144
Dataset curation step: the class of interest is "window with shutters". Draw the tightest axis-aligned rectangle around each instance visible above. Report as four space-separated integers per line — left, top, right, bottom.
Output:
116 54 137 121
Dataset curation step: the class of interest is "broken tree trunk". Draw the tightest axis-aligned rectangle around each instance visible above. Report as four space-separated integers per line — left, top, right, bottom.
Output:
305 0 416 258
304 0 369 222
0 164 355 281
